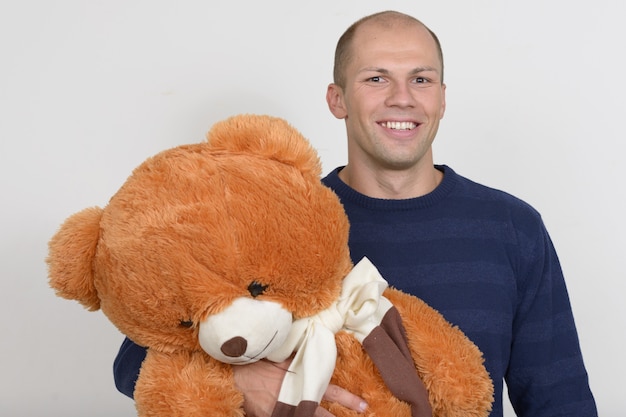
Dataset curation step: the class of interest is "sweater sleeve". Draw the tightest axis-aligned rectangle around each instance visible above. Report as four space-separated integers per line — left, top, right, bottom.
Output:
113 337 146 399
506 216 597 416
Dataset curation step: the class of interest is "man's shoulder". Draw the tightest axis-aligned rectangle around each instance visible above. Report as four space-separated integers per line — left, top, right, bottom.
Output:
442 165 543 222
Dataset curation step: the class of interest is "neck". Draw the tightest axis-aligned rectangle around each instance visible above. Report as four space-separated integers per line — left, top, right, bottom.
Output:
338 163 443 200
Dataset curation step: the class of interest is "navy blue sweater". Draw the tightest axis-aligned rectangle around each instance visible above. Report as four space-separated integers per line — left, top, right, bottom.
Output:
113 165 597 416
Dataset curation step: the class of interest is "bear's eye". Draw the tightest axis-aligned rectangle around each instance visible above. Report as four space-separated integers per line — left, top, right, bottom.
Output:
179 319 194 328
247 281 268 298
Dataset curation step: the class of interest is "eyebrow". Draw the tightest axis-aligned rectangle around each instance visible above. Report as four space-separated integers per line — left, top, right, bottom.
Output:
359 66 439 75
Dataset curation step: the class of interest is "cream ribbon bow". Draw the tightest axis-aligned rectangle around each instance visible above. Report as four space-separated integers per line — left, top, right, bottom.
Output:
266 257 394 414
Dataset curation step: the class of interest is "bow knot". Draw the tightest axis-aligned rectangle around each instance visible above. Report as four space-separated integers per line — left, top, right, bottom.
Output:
268 257 433 417
267 258 394 414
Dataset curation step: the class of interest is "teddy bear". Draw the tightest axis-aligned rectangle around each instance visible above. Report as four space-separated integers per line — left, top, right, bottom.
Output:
47 114 493 417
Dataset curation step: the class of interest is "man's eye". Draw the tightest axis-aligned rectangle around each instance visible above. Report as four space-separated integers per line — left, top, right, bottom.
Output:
368 76 382 82
414 77 428 83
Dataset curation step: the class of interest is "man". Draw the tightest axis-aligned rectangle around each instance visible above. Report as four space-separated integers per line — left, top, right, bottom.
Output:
114 10 597 417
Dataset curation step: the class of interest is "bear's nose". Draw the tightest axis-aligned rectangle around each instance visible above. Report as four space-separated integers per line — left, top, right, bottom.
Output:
220 336 248 357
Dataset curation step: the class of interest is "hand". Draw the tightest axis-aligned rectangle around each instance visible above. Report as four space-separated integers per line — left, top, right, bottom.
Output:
232 358 367 417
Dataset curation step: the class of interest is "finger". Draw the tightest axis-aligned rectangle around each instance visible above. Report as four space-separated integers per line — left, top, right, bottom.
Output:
323 384 368 413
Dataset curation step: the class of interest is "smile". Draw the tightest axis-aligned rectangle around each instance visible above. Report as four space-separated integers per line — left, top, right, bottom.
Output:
379 121 417 130
243 331 279 361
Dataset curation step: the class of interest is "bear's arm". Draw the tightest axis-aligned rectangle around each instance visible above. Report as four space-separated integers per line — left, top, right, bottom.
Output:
134 349 244 417
384 288 494 417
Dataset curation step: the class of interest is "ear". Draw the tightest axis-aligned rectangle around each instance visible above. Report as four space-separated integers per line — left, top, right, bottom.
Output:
47 207 103 311
439 83 447 120
206 114 322 180
326 83 347 120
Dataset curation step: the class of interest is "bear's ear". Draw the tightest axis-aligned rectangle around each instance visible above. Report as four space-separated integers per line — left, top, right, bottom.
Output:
47 207 103 311
206 114 322 180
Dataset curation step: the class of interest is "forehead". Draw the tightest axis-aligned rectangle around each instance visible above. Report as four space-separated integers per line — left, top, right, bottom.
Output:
349 21 440 71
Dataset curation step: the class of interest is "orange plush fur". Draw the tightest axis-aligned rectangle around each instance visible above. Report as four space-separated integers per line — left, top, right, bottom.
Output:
47 114 493 417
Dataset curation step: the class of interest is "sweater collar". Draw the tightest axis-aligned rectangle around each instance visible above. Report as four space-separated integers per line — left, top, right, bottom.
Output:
322 165 458 211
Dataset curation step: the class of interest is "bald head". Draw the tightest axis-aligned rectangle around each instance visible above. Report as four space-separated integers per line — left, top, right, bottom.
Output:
332 11 444 88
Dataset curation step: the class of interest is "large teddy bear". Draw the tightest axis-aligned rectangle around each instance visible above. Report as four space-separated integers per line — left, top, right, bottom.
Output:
47 114 493 417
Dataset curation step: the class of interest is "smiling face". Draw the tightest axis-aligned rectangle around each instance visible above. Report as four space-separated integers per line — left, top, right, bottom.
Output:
327 18 446 178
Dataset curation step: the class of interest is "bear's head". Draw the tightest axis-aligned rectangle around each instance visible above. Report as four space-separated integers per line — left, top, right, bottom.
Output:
47 114 353 363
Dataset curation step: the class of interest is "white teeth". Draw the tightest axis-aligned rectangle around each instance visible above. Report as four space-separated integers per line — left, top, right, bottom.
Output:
382 121 417 130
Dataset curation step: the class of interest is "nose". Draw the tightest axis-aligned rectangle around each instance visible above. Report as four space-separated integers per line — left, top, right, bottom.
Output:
220 336 248 357
385 82 416 108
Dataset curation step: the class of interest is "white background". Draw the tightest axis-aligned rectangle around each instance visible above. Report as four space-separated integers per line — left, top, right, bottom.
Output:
1 1 624 416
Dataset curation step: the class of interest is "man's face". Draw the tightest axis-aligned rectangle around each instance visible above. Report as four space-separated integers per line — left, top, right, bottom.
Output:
328 22 446 172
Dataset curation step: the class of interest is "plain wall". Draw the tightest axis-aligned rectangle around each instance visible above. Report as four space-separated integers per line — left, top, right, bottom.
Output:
1 1 624 416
